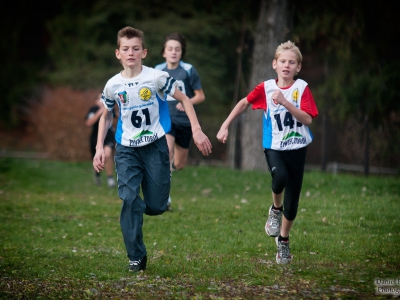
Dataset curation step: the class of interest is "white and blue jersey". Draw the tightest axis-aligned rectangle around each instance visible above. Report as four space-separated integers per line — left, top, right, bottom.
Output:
101 66 178 147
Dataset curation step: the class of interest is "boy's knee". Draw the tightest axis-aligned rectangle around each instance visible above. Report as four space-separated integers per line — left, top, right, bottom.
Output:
272 184 284 195
105 152 113 160
172 160 185 170
145 206 165 216
271 173 287 194
283 203 298 221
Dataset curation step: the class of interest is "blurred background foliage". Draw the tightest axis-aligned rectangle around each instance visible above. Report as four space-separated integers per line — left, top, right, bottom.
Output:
44 0 262 120
1 0 399 169
2 0 399 126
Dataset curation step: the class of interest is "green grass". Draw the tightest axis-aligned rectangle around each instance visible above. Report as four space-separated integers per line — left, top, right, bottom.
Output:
0 157 399 299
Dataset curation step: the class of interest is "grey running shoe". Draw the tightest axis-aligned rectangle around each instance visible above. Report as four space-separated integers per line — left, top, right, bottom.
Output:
275 236 293 264
94 172 101 186
107 177 116 188
265 206 282 237
166 196 172 211
128 255 147 272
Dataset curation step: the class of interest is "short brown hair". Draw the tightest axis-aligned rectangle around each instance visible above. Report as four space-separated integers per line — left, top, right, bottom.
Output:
161 33 187 60
117 26 145 49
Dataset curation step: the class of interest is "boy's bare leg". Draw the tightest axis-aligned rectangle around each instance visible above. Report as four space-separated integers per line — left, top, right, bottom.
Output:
281 217 293 238
272 192 293 237
172 144 189 170
166 134 175 171
272 192 283 209
104 146 114 177
271 192 292 237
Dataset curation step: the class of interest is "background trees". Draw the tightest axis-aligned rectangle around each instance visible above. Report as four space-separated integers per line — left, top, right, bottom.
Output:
293 0 400 174
240 0 291 171
0 0 399 172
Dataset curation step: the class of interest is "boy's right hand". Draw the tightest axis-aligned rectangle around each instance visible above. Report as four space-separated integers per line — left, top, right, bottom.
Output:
193 130 212 156
216 127 228 144
93 149 105 172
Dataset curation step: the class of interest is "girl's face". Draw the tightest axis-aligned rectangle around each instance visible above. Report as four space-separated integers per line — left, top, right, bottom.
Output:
163 40 182 65
272 50 301 81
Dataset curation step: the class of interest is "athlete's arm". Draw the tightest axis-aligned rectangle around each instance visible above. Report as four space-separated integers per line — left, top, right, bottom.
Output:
217 97 251 144
175 88 205 111
172 88 212 156
271 90 312 125
93 109 114 172
85 107 104 127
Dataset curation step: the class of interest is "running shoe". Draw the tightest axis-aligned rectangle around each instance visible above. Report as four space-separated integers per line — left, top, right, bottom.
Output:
265 206 282 237
128 255 147 272
107 177 116 188
166 196 172 211
275 236 293 264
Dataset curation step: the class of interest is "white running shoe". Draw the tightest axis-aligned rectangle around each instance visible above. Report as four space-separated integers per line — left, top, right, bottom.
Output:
107 177 115 188
275 236 293 264
167 196 172 211
128 255 147 272
265 206 282 237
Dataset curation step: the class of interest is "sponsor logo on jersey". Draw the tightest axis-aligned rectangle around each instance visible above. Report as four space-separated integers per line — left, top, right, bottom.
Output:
280 131 307 148
118 91 129 105
129 131 158 146
139 87 152 101
133 130 154 139
292 88 299 103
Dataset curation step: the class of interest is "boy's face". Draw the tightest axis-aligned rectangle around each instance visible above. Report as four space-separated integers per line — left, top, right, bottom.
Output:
272 50 301 81
163 40 182 65
115 37 147 69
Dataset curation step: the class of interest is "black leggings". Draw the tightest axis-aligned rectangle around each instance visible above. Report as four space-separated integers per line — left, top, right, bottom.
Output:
264 147 307 221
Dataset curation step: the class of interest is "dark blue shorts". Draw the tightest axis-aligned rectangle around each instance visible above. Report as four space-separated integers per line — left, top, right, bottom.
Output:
90 129 115 158
167 123 192 149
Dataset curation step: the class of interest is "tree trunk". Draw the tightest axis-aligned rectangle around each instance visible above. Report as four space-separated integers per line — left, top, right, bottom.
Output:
321 110 329 172
227 15 247 169
321 62 329 172
364 114 370 176
241 0 291 171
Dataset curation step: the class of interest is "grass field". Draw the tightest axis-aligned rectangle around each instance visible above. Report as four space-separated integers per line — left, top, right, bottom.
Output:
0 157 399 299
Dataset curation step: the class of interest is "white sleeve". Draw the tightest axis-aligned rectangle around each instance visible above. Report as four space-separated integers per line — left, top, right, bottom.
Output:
154 69 178 100
101 84 116 111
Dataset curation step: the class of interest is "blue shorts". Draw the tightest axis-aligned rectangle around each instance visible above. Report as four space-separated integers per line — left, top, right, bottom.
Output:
90 129 115 158
167 123 192 149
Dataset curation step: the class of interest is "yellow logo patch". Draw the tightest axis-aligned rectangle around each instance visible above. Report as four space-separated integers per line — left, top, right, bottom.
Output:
139 87 152 101
292 88 299 103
